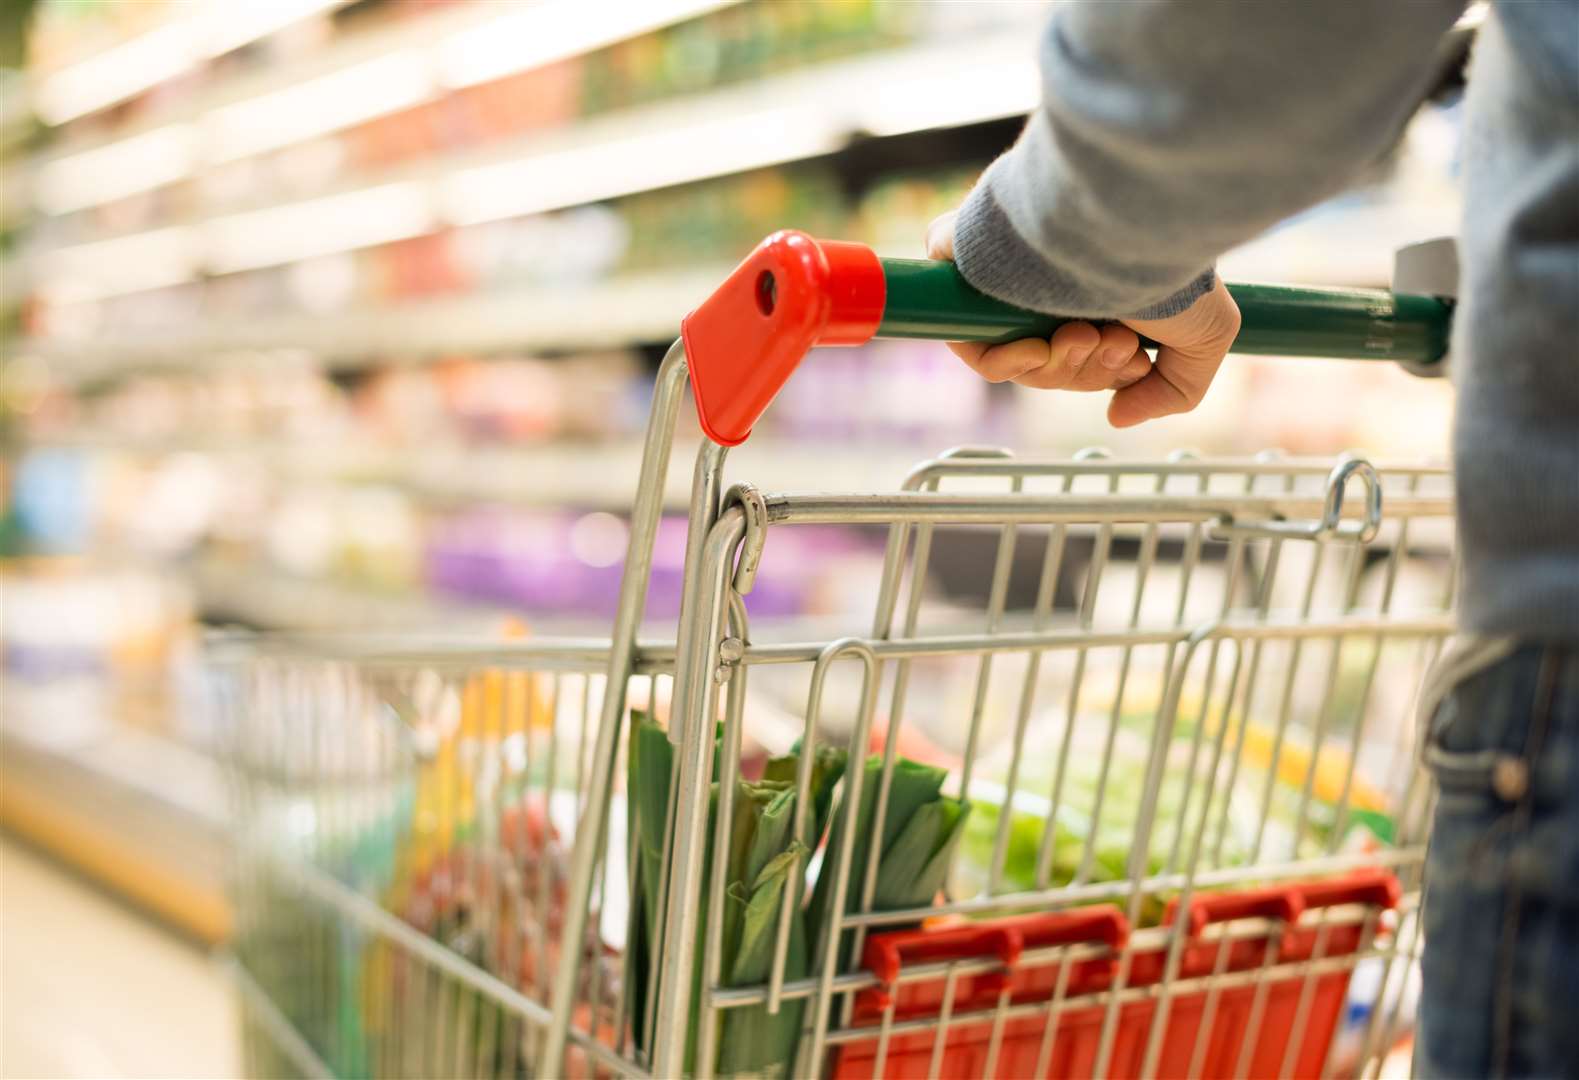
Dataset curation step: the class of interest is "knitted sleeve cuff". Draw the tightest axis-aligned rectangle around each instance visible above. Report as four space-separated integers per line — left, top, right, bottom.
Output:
952 181 1217 321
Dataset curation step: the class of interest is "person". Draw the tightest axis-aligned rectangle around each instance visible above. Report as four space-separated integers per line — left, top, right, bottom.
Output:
925 2 1579 1076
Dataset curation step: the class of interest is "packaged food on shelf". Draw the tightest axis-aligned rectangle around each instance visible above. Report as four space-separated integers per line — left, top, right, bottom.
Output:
1 561 194 687
856 165 980 256
424 509 884 620
30 0 938 254
772 339 1000 445
616 165 847 275
28 0 182 75
0 555 199 754
367 229 472 300
347 59 587 173
579 1 915 118
450 206 630 293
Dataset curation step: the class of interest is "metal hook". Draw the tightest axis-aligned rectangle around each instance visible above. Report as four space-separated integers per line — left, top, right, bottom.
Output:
1320 455 1384 543
723 482 768 595
1211 455 1383 543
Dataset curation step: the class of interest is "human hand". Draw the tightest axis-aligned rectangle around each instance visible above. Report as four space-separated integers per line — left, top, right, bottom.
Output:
925 211 1241 428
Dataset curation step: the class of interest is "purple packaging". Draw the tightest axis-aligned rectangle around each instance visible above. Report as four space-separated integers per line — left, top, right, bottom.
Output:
423 507 878 620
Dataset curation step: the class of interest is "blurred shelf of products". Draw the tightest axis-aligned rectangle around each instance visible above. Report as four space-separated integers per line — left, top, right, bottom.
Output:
2 0 1460 1038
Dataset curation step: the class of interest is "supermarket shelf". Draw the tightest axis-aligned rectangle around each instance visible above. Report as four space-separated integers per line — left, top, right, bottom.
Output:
273 437 938 508
31 31 1039 297
19 268 722 374
0 701 231 945
189 559 904 641
28 0 353 126
20 185 1457 373
29 0 732 142
193 558 526 634
423 29 1036 231
429 438 934 506
0 72 33 162
22 435 941 511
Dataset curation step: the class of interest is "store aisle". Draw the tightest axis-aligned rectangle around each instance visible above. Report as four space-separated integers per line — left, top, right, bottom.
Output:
1 837 240 1079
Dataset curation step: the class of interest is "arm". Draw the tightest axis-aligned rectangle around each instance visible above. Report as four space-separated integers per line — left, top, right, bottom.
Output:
939 0 1466 424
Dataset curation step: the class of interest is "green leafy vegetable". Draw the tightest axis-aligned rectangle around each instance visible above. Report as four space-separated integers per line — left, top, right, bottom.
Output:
808 755 972 971
626 715 849 1076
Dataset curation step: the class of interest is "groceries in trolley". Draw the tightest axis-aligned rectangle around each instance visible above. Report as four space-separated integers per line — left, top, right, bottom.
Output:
227 663 1408 1078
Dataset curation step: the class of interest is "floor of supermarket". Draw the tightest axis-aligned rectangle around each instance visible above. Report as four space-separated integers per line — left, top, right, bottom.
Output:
0 836 239 1079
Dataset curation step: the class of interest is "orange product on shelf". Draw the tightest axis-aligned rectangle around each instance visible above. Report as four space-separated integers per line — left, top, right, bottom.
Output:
373 230 472 299
456 60 585 144
346 100 444 170
832 869 1400 1080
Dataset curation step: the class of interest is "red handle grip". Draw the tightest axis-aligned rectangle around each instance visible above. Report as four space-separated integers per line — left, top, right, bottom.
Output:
681 231 884 446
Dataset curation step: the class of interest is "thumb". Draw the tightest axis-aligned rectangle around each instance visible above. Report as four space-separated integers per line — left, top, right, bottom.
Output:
925 211 957 261
1106 343 1223 428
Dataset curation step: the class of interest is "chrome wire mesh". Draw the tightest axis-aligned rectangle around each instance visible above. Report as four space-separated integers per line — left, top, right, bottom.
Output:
217 449 1453 1080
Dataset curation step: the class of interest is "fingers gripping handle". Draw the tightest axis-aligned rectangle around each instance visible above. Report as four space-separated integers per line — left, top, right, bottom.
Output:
680 231 1454 447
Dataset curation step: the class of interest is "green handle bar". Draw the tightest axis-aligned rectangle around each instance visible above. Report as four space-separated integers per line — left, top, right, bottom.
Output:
876 257 1452 365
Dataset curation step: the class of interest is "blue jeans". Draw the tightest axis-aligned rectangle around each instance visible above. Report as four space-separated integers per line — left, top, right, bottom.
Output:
1418 645 1579 1079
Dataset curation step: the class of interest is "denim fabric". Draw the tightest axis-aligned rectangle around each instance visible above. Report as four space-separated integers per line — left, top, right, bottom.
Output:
1419 645 1579 1079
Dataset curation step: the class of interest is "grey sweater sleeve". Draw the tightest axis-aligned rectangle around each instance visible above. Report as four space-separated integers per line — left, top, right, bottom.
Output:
954 0 1467 319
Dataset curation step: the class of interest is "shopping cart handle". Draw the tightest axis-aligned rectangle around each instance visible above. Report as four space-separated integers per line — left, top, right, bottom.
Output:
879 258 1452 364
681 232 1454 446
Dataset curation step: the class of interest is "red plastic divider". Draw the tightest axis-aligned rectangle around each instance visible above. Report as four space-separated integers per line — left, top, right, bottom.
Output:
830 869 1399 1079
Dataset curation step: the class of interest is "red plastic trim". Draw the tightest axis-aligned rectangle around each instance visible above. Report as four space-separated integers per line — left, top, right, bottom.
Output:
1294 867 1402 913
861 907 1128 987
832 873 1403 1080
852 906 1128 1019
1166 886 1306 939
679 231 884 446
863 925 1023 986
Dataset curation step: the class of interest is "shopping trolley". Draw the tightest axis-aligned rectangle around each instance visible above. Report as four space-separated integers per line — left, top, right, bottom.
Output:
214 231 1459 1079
